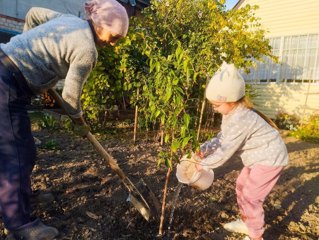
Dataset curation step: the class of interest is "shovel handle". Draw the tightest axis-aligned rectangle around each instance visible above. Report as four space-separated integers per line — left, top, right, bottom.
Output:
48 90 155 222
47 89 127 181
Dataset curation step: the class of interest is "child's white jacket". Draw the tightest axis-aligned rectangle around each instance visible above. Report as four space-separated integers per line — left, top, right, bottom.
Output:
200 105 289 169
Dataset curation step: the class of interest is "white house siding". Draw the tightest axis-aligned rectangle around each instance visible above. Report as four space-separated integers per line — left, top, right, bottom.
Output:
251 84 319 119
0 0 86 20
236 0 319 37
0 14 24 33
236 0 319 119
0 0 86 88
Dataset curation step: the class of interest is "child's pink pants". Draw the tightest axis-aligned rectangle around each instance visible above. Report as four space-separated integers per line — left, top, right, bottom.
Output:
236 164 284 239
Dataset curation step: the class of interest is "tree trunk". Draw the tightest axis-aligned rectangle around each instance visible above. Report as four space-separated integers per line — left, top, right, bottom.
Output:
160 124 164 146
197 74 209 140
122 91 126 110
197 98 206 141
197 74 210 141
158 167 172 236
133 88 139 143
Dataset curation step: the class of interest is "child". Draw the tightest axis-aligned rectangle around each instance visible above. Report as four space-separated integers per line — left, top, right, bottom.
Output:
196 62 288 240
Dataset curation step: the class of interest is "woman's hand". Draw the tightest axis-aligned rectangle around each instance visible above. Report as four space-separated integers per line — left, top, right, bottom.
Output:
72 116 91 137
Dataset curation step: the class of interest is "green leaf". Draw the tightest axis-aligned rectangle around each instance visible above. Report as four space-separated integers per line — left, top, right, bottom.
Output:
183 59 189 72
149 58 154 72
171 139 180 153
181 136 192 149
183 113 190 127
155 62 161 72
157 158 164 167
164 134 170 143
164 87 172 102
165 158 173 169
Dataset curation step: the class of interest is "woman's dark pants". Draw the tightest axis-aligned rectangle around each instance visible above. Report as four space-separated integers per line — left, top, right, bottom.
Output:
0 60 36 231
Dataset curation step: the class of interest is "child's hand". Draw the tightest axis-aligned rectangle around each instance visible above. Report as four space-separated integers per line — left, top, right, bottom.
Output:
195 162 203 171
195 151 204 159
193 153 203 171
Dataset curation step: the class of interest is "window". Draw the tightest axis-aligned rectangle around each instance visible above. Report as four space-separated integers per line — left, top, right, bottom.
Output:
242 34 319 84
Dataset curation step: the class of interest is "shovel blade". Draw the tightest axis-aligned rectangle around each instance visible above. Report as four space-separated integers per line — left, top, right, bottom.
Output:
126 178 161 221
136 178 161 217
127 193 151 221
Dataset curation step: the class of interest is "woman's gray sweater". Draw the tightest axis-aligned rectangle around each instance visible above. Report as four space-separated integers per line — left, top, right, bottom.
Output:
0 7 98 117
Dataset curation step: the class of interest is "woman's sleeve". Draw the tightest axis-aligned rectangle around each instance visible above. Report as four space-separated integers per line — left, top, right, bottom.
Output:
200 120 249 170
23 7 62 31
61 53 97 118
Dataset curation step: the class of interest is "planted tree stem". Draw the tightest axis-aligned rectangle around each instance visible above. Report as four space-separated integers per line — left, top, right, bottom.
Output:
160 124 164 146
158 167 172 236
134 88 139 143
197 75 210 140
197 99 206 141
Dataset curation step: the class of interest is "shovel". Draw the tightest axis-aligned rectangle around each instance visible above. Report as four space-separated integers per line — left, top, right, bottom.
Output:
47 89 160 221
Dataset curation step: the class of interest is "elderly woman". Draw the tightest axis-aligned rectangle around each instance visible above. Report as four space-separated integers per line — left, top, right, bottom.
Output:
0 0 128 239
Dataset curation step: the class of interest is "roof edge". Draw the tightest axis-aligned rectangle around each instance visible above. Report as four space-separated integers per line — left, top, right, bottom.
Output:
233 0 245 9
0 13 24 22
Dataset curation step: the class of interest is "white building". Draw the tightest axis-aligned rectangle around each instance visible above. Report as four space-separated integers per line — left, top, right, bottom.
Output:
235 0 319 118
0 0 86 20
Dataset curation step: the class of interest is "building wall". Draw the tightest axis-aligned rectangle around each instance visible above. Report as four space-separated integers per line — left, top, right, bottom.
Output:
0 0 87 34
0 0 86 20
0 14 24 33
236 0 319 119
252 84 319 118
236 0 319 37
0 0 146 32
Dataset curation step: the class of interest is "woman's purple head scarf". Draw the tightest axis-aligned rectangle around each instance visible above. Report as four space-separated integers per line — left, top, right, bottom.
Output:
85 0 129 37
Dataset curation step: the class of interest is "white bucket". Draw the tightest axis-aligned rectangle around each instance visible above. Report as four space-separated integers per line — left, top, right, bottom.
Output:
176 156 214 191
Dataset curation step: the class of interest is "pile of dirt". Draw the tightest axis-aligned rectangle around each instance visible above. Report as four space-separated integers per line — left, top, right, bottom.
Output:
0 129 318 240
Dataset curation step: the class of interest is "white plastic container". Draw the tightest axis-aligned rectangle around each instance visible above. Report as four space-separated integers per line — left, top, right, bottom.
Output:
176 155 214 191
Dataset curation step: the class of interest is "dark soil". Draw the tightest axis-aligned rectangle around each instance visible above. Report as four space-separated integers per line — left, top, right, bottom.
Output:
0 127 318 240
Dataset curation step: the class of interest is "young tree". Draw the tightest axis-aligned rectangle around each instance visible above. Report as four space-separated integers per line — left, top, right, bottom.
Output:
82 0 273 234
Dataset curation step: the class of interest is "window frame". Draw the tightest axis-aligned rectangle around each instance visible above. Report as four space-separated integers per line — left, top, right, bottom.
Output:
243 33 319 84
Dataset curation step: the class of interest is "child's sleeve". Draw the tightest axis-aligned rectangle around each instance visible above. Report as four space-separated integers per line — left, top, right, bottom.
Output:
23 7 62 31
200 132 222 157
200 120 248 170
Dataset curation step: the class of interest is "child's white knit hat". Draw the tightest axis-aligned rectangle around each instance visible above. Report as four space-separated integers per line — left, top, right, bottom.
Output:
205 62 245 102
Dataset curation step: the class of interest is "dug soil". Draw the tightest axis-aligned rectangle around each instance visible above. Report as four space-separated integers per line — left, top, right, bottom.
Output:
0 128 318 240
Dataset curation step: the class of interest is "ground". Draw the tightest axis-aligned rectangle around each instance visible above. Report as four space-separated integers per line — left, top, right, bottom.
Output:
0 127 318 240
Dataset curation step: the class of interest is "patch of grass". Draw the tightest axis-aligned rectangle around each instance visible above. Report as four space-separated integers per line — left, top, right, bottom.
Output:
291 114 319 143
29 111 45 121
41 139 59 150
275 111 299 131
39 113 59 130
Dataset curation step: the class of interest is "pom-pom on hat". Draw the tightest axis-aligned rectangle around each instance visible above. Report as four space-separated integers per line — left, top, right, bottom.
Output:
205 62 245 102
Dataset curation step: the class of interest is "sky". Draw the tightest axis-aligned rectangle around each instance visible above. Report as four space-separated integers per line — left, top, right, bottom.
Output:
225 0 239 9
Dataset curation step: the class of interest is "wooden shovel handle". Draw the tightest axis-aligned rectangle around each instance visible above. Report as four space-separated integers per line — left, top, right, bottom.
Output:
47 89 127 181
